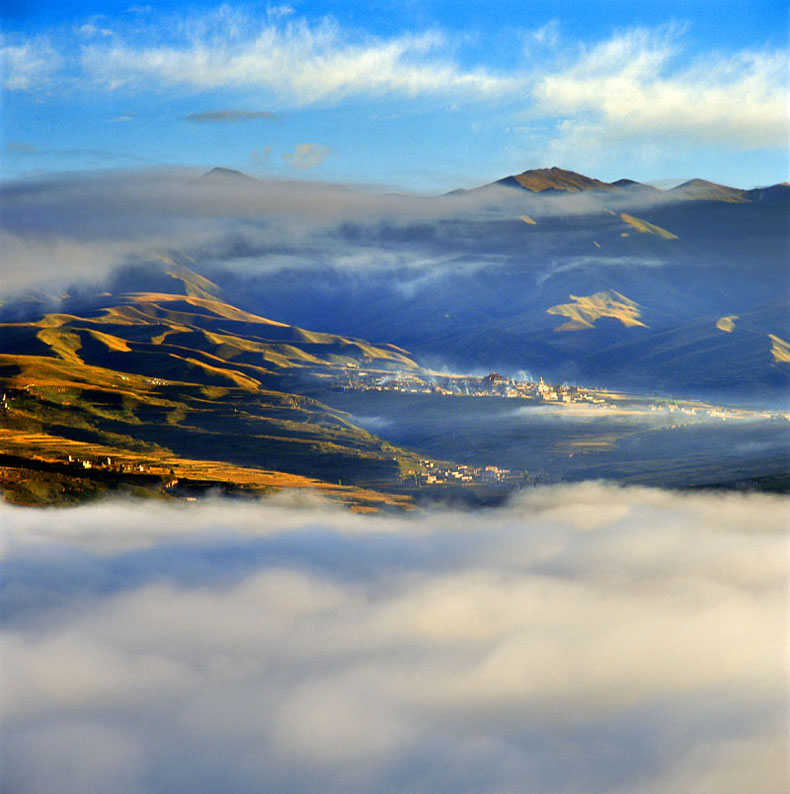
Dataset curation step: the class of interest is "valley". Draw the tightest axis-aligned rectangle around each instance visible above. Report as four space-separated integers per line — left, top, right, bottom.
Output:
2 263 787 507
316 387 790 492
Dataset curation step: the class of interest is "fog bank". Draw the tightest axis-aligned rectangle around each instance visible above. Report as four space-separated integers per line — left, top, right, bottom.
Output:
0 169 685 298
2 483 788 794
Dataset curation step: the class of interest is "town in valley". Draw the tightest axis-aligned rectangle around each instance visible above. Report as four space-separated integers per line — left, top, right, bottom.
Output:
331 368 789 422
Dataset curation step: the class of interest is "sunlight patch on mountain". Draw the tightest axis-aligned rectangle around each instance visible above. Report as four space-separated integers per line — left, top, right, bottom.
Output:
547 289 647 332
768 334 790 363
620 212 678 240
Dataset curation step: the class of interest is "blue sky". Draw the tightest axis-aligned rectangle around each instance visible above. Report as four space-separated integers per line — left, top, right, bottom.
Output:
1 0 787 190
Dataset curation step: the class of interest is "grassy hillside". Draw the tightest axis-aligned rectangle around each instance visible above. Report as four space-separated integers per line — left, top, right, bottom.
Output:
0 286 427 507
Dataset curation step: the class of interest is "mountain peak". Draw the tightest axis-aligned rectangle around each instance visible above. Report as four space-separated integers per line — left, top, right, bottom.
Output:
668 178 749 203
496 167 616 193
199 167 260 185
611 178 659 191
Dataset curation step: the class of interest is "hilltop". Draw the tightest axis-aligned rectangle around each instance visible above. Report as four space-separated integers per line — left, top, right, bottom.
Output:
496 166 616 193
197 166 262 185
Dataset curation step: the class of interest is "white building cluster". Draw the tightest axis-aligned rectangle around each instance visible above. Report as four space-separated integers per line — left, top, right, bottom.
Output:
416 460 520 487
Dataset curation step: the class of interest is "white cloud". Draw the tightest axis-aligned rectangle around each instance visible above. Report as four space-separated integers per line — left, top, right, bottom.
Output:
529 20 560 48
1 485 788 793
76 23 114 39
77 14 515 103
533 27 789 155
282 142 330 169
0 36 63 90
267 4 295 19
3 14 786 168
250 145 272 168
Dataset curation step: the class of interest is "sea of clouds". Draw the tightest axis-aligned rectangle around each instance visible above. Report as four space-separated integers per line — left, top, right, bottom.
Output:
2 482 787 794
0 169 679 299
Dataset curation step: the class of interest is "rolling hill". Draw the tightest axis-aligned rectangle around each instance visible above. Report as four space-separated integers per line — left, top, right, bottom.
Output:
0 278 429 507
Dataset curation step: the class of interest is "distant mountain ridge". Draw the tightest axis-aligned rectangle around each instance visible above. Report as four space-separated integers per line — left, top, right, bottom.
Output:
477 165 787 203
192 163 788 205
9 167 784 404
666 178 749 203
198 166 261 185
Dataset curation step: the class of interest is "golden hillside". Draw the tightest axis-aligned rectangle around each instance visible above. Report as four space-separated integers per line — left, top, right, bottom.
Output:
0 289 428 507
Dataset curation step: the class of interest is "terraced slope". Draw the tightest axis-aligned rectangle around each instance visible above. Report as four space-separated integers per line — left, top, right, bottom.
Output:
0 289 426 505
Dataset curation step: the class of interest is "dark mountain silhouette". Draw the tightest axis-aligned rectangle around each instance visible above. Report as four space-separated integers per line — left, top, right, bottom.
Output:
198 166 261 185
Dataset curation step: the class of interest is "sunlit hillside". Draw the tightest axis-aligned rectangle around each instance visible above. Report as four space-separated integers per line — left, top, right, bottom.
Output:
0 282 427 506
546 289 647 332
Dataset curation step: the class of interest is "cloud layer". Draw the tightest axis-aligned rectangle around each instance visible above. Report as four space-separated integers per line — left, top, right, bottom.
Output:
0 167 688 298
534 27 787 165
3 12 786 157
184 109 276 123
80 17 512 101
2 484 788 794
282 142 331 169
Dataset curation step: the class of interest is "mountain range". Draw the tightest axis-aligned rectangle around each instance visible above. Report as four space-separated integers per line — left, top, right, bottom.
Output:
185 166 788 401
479 165 782 203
